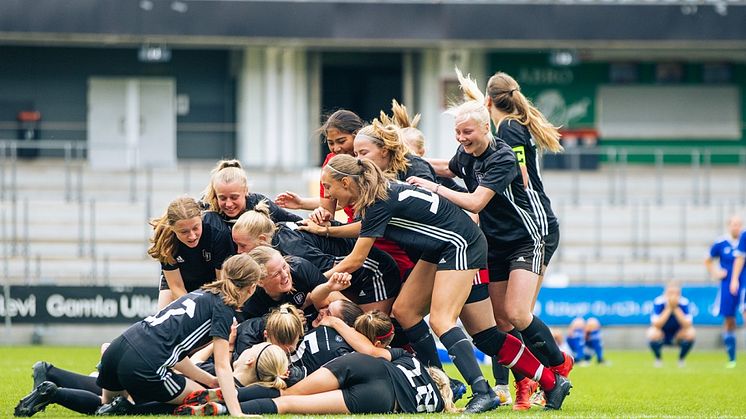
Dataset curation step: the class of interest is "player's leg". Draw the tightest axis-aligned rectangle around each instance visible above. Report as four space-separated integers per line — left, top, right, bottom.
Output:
675 326 696 367
646 326 665 367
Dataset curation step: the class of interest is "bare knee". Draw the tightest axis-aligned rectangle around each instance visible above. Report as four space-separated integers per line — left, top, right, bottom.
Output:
647 327 663 341
391 302 421 329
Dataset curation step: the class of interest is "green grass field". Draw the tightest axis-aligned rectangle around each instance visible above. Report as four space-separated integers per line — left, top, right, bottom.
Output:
2 346 744 418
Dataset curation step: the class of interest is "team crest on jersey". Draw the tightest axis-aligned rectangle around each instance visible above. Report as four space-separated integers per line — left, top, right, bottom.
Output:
176 256 185 263
475 172 484 183
202 250 212 262
725 247 732 254
293 292 305 305
335 335 343 343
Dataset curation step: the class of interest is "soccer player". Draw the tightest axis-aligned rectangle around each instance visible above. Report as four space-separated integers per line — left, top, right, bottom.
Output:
149 196 234 309
705 215 744 367
647 280 696 367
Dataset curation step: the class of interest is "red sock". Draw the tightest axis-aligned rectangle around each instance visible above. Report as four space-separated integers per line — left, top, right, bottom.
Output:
497 333 556 390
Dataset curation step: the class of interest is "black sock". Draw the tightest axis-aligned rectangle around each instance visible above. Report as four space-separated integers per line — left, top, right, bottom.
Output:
440 327 492 395
519 316 564 366
47 366 102 395
506 329 528 382
679 340 694 360
389 318 410 350
237 385 281 402
649 340 663 360
403 320 443 368
129 401 178 415
240 398 278 414
492 360 509 386
52 388 102 415
473 327 509 386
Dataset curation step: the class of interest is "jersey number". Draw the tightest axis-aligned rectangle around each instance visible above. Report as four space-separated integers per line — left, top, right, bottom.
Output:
145 298 196 326
398 190 439 214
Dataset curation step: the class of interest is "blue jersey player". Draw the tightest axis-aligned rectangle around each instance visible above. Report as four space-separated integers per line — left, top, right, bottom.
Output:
647 281 696 367
705 215 743 367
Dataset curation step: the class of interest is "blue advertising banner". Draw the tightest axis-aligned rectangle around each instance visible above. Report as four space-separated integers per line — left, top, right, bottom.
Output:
534 285 730 326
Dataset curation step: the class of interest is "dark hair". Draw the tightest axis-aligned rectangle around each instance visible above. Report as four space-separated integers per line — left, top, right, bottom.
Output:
318 110 364 141
335 299 364 326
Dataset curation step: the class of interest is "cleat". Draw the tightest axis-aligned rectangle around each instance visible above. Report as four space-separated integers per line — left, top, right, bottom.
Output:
14 381 57 417
463 392 500 414
95 396 134 416
678 360 686 368
448 377 466 403
550 351 575 378
174 402 224 416
543 373 572 410
512 378 539 411
726 361 737 369
31 362 51 390
492 384 513 406
529 389 546 407
182 389 224 406
654 359 663 368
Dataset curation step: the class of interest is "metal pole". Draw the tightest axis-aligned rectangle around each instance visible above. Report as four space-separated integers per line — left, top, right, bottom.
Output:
11 194 17 256
703 149 711 205
595 200 602 259
103 254 110 285
89 198 96 258
571 148 580 205
64 142 72 202
655 149 663 206
642 200 650 259
78 198 85 257
680 200 687 260
620 149 628 206
631 201 639 259
129 167 137 203
10 141 17 202
607 148 617 205
691 149 700 206
0 142 6 201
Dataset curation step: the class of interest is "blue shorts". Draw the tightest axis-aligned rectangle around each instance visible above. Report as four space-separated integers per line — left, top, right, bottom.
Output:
662 326 681 346
714 280 744 318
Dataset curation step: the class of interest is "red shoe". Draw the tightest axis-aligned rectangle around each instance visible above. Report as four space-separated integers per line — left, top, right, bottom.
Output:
551 352 575 378
182 389 224 406
174 402 223 416
512 378 539 411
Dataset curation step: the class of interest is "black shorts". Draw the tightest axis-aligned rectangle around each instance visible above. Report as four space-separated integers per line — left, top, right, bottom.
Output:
97 335 187 404
420 232 488 271
324 353 396 414
487 238 544 282
543 228 560 266
343 250 401 305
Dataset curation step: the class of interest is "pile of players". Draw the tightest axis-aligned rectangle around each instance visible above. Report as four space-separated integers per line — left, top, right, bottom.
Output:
15 68 575 417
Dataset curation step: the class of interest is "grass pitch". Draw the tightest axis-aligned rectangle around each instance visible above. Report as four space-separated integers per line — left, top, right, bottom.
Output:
2 346 744 418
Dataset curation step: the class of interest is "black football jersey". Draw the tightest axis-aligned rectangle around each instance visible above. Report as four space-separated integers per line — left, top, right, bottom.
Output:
359 182 484 269
289 326 353 378
240 256 326 324
497 119 559 236
234 316 268 356
383 348 445 413
448 140 543 244
161 220 233 291
122 291 234 371
399 154 437 183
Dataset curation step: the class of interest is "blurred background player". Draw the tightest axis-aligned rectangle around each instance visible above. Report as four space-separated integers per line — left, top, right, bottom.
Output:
647 281 696 367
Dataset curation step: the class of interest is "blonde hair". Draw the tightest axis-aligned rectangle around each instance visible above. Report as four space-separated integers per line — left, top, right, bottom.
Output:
254 344 289 390
486 71 562 153
233 200 276 245
426 367 461 413
354 310 394 347
202 159 249 214
148 196 202 265
247 245 283 269
324 154 389 218
357 115 410 179
446 67 495 147
390 99 426 157
202 253 265 308
266 303 304 348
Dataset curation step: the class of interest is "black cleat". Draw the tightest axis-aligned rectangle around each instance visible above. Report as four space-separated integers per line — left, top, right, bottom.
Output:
14 381 58 417
448 376 467 403
95 395 134 416
464 391 500 414
31 361 51 390
543 373 572 410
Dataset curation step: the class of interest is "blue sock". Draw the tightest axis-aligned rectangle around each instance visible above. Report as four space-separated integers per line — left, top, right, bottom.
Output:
724 332 736 362
586 330 605 363
679 339 694 360
649 340 663 360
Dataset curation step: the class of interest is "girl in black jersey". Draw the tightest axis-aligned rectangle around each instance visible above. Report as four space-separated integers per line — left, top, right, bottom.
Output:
95 253 263 417
149 196 233 309
231 200 400 314
241 246 352 325
408 69 572 409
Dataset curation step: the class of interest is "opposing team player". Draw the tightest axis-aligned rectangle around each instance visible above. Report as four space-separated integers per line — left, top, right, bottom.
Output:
647 280 696 367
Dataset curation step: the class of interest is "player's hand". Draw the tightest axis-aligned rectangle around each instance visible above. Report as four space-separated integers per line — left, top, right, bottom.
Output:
730 280 740 296
310 206 333 225
297 218 326 235
319 314 340 328
712 268 728 280
275 191 303 209
666 295 679 308
228 318 238 352
406 176 437 192
327 272 352 292
207 376 219 388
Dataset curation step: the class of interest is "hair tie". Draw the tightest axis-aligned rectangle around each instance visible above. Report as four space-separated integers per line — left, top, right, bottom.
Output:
376 324 395 341
280 307 289 314
255 344 271 381
327 163 358 178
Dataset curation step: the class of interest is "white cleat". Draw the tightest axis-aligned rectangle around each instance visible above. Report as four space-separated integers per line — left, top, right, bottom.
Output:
492 384 513 406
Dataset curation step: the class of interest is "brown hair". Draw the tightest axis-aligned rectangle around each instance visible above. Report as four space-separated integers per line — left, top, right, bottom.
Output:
353 310 394 347
334 299 364 327
233 199 276 245
358 115 410 178
324 154 389 218
265 303 304 348
202 159 249 214
147 196 202 265
202 253 265 308
486 71 562 153
319 109 365 141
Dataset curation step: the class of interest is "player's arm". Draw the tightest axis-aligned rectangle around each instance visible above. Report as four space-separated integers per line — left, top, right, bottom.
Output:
324 237 376 277
173 352 217 388
298 219 362 239
162 269 188 299
704 257 727 280
319 316 392 360
730 255 744 296
424 157 456 178
189 342 214 364
651 306 671 328
213 338 245 417
275 191 320 211
407 176 495 214
309 273 352 307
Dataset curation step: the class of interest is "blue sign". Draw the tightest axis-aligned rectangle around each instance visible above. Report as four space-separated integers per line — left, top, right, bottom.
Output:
534 285 729 326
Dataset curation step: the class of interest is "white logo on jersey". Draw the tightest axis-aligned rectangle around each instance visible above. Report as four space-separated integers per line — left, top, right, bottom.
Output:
176 256 185 263
439 258 447 264
202 250 211 262
517 256 526 262
359 290 366 297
